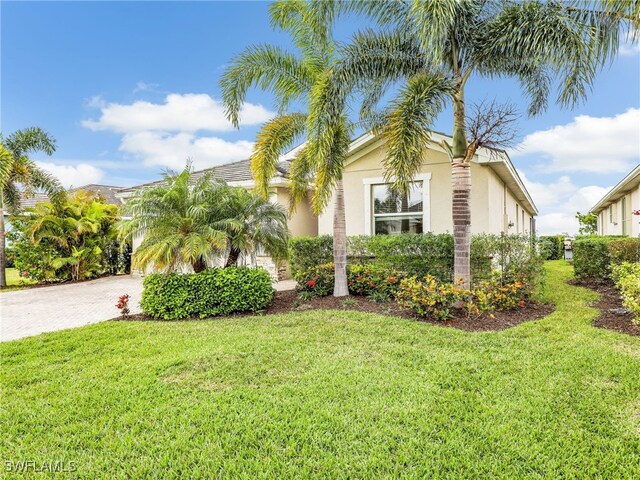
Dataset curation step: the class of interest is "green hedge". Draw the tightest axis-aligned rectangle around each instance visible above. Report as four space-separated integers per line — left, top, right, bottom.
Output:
539 235 565 260
290 233 540 284
573 236 640 280
141 267 274 320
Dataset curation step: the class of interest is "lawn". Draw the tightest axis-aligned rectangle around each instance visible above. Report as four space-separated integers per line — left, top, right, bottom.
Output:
2 268 36 290
1 261 639 478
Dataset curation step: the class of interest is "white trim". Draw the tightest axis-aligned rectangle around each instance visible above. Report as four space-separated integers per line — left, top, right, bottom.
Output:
363 173 431 235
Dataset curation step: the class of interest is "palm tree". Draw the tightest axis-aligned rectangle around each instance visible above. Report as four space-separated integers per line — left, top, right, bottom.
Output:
118 168 230 274
0 128 62 287
306 0 638 288
26 190 119 281
220 0 353 296
219 188 289 268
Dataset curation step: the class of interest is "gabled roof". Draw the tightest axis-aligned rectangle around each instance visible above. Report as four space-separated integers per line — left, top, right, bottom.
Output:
116 158 292 196
69 184 124 205
590 164 640 214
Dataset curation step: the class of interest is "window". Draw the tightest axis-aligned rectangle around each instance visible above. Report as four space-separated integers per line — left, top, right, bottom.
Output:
372 182 423 235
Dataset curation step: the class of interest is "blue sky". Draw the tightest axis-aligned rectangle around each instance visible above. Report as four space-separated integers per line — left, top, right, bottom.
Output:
2 1 639 234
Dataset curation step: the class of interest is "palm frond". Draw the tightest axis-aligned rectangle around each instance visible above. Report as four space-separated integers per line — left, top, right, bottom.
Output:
220 44 314 127
251 113 308 198
379 71 452 196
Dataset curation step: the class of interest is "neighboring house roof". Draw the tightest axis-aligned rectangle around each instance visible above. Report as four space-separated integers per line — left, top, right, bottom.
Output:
69 184 124 205
590 164 640 214
116 158 292 197
18 192 50 210
116 130 538 216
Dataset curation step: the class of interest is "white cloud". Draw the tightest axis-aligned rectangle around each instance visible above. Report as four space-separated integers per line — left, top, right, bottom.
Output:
82 92 274 169
133 81 160 93
83 93 274 133
119 132 254 170
519 171 610 235
36 162 105 189
620 41 640 56
512 108 640 173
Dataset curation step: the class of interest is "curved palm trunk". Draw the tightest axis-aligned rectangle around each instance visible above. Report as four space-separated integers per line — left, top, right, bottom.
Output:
192 257 207 273
452 91 471 289
225 247 241 268
333 179 349 297
0 199 6 288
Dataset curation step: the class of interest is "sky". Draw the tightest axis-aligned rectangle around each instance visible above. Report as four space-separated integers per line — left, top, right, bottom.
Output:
2 1 639 235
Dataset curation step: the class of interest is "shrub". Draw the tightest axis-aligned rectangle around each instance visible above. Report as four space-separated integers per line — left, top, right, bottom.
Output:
347 263 407 298
539 235 565 260
469 277 527 313
295 262 335 297
574 236 640 281
611 262 640 324
141 267 274 320
608 238 640 265
289 236 334 277
396 275 463 320
573 237 613 280
289 233 539 285
295 262 408 298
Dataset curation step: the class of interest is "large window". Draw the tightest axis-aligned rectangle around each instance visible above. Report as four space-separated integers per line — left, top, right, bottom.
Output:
372 182 423 234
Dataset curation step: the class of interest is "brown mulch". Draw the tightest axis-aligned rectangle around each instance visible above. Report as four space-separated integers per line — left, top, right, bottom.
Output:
124 289 555 332
573 279 640 336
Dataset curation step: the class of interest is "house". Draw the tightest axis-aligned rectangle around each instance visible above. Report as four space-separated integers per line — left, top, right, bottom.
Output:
68 184 125 205
590 164 640 236
118 131 538 278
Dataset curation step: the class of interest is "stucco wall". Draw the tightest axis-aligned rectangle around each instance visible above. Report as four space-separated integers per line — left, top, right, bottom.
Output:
318 142 533 236
275 188 318 238
597 187 640 236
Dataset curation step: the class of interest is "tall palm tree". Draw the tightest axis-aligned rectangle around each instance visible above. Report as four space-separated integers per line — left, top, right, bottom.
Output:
0 127 62 287
220 188 289 268
220 0 352 296
118 168 230 274
306 0 638 288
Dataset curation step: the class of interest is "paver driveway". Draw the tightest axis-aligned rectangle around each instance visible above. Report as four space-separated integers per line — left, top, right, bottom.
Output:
1 275 144 342
1 276 297 341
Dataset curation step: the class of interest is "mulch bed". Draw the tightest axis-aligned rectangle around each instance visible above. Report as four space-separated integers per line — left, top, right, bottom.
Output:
124 289 555 332
572 278 640 336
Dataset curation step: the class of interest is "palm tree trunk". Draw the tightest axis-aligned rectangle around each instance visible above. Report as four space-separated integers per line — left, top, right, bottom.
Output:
225 247 240 268
192 257 207 273
452 90 471 289
333 179 349 297
0 200 6 288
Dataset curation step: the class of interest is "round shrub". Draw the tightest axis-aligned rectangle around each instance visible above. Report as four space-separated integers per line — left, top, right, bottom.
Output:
141 267 274 320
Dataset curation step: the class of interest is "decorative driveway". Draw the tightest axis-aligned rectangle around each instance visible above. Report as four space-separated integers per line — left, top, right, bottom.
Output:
1 276 297 342
1 275 144 342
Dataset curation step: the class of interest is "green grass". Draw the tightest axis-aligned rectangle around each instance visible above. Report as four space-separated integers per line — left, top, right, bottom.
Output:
1 261 639 478
1 268 37 291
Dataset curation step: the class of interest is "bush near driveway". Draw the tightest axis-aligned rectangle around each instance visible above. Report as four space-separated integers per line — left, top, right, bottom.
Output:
141 267 274 320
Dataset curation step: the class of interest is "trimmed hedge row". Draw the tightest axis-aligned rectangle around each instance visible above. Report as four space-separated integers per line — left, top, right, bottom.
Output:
290 233 538 283
141 267 274 320
573 236 640 280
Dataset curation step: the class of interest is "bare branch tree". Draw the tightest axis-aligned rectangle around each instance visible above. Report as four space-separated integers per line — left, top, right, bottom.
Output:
465 100 520 162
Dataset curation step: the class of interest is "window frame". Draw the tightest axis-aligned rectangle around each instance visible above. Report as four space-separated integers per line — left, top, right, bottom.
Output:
363 173 431 235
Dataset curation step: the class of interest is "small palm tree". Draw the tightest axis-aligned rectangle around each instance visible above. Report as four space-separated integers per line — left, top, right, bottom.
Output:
219 188 289 268
220 0 353 296
118 168 230 274
26 190 119 281
306 0 638 288
0 127 62 287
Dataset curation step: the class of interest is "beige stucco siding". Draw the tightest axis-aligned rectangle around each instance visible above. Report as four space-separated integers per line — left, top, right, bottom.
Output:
597 186 640 236
275 188 318 238
318 142 533 236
